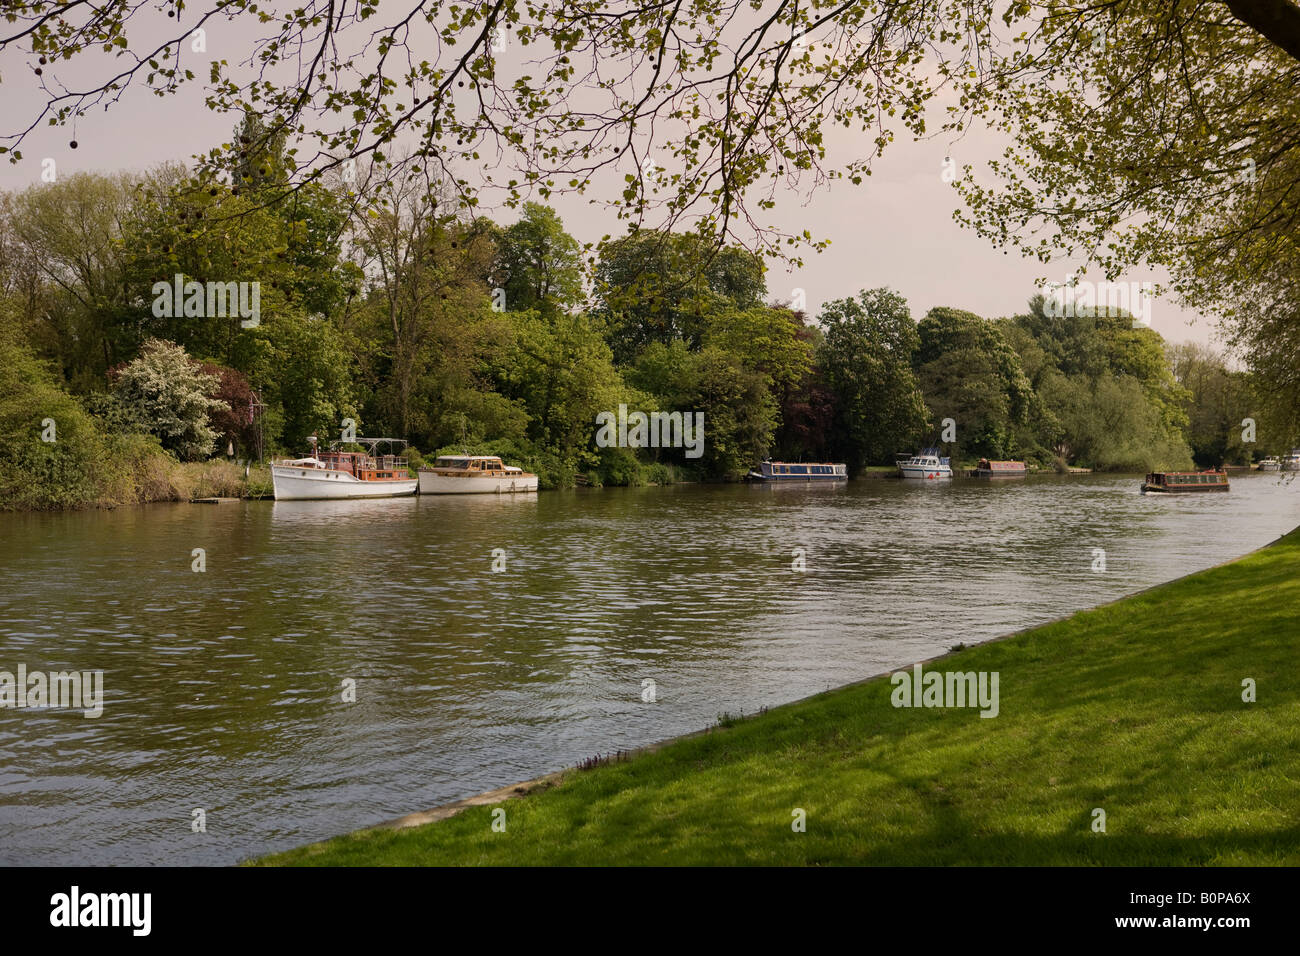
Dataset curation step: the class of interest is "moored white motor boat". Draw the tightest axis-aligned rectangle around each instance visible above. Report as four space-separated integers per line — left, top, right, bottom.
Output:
898 447 953 480
418 455 539 494
271 437 417 500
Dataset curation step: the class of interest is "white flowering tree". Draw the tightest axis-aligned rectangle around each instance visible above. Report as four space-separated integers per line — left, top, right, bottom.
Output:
112 339 229 460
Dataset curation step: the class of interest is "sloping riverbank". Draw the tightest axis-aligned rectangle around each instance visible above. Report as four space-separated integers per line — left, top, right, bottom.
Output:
256 527 1300 866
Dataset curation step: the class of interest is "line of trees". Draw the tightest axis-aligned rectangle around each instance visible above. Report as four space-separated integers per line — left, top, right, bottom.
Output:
0 122 1291 509
4 2 1300 456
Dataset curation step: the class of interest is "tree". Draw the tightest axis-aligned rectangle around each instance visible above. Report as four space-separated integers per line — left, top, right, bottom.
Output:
228 109 291 194
12 2 1299 425
491 203 584 317
126 174 291 370
3 172 141 386
1168 342 1270 465
201 363 261 460
945 3 1300 421
259 312 360 452
0 302 110 508
344 172 498 444
6 2 1298 276
914 307 1033 459
0 1 960 260
594 231 765 364
689 347 778 479
817 289 929 470
704 305 813 392
495 309 625 475
111 339 228 460
1038 370 1193 472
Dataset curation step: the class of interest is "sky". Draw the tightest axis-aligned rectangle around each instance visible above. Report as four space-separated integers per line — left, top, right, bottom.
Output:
0 11 1227 348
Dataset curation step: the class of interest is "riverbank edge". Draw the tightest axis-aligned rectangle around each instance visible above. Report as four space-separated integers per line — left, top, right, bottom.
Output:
253 524 1299 864
6 463 1178 512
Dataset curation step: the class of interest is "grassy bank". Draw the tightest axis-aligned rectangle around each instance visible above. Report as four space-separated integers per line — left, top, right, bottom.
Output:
257 528 1300 866
163 460 274 501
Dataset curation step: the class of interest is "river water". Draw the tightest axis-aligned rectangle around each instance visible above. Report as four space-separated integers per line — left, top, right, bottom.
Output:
1 473 1296 865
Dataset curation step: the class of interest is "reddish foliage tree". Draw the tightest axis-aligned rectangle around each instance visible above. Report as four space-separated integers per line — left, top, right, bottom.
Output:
201 363 260 457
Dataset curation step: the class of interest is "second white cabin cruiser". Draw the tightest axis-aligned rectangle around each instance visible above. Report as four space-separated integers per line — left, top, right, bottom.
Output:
898 447 953 480
418 455 539 494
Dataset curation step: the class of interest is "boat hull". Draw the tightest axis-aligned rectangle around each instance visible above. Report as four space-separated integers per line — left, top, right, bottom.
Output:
418 471 539 494
898 465 952 480
972 460 1028 478
1141 484 1229 494
272 465 416 500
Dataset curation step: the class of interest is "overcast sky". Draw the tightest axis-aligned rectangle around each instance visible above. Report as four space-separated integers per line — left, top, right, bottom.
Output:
1 18 1225 349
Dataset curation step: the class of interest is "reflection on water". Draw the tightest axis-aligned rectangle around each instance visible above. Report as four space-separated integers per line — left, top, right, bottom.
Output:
0 474 1296 864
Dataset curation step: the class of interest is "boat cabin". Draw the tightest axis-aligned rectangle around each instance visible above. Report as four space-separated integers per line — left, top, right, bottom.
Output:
900 450 950 469
427 455 510 474
315 450 408 481
305 437 410 482
752 460 848 481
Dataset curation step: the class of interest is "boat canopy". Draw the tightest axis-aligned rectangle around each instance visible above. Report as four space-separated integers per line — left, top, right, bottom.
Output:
328 437 409 454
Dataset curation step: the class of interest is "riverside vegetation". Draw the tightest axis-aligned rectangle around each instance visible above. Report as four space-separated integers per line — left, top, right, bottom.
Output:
2 114 1295 510
257 527 1300 866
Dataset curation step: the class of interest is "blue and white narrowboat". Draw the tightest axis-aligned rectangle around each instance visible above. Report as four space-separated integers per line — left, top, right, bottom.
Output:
748 460 848 482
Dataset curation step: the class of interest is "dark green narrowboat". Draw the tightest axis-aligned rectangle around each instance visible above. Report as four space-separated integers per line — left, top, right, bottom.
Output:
1141 470 1229 494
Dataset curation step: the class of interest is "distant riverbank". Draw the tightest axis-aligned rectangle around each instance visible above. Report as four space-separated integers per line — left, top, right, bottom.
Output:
257 524 1300 866
3 455 1192 511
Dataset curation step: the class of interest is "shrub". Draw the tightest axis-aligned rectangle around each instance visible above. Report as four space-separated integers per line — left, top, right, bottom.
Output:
642 462 681 485
112 339 228 461
1 315 113 509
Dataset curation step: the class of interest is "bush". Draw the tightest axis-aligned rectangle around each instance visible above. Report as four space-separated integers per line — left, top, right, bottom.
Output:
102 432 185 503
111 339 228 461
596 446 642 486
642 462 682 485
1 315 117 509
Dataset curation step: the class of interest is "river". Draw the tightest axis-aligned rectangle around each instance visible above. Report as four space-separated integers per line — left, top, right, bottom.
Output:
1 473 1296 865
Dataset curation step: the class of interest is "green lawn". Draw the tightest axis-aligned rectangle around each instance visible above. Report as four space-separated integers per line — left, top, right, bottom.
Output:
256 529 1300 866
